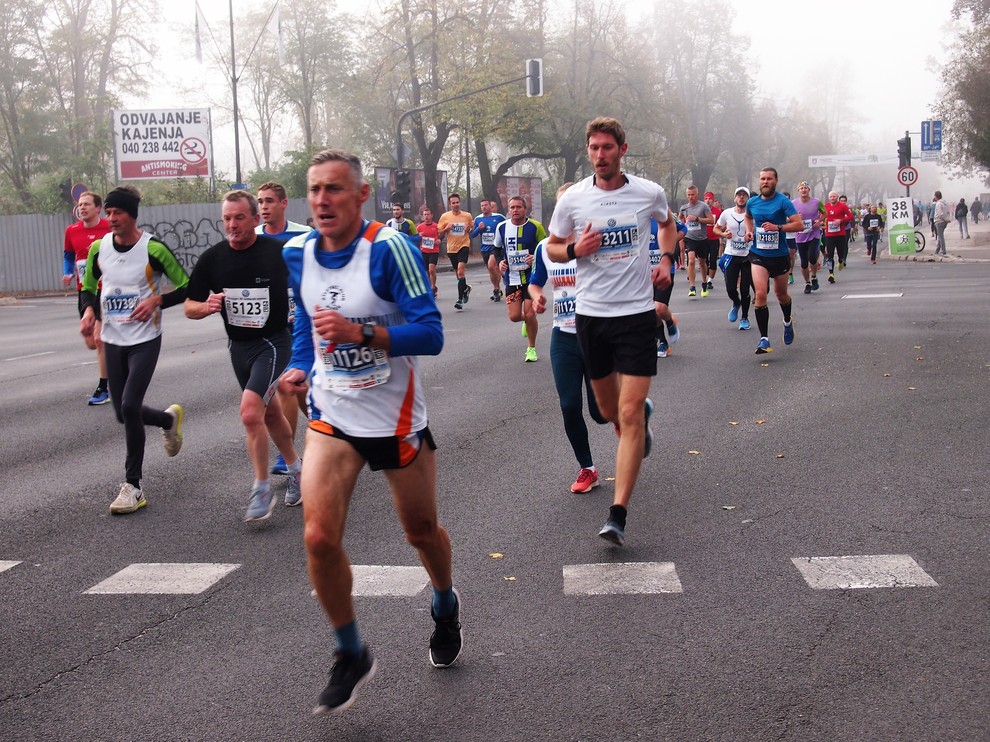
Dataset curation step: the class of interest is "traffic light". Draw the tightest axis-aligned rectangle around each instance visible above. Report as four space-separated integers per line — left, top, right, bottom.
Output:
59 178 73 204
395 169 411 201
526 58 543 98
897 136 911 168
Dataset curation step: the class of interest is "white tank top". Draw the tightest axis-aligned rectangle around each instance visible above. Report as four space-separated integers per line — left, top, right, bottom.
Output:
97 232 163 346
300 223 427 438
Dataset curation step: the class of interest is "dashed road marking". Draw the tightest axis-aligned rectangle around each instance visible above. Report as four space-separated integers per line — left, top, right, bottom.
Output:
84 563 241 595
791 554 938 589
563 562 683 595
841 293 904 299
0 561 22 574
351 565 430 596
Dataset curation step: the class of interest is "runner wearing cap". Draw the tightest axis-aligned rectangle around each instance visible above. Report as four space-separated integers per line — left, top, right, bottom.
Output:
713 187 753 331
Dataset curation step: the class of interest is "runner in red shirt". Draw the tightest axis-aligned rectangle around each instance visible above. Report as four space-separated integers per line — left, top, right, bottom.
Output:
703 191 722 291
417 208 441 298
62 191 111 405
822 191 854 284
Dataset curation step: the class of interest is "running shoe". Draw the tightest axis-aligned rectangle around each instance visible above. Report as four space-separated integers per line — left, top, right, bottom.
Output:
525 347 538 363
811 277 820 291
707 280 714 291
432 287 438 299
571 468 599 493
755 337 772 354
88 387 110 406
285 466 302 507
788 273 794 284
643 397 654 458
271 453 289 475
110 483 146 514
783 320 795 346
688 286 696 297
490 290 499 302
162 404 184 457
827 273 835 284
657 339 669 358
701 285 709 298
804 283 812 295
463 285 472 304
598 515 625 546
314 648 377 714
244 484 275 522
871 259 876 264
728 304 740 323
838 261 845 270
666 318 680 344
454 300 463 310
429 589 463 668
739 318 750 330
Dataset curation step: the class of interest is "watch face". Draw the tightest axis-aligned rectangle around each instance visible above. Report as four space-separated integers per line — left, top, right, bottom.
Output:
362 323 375 340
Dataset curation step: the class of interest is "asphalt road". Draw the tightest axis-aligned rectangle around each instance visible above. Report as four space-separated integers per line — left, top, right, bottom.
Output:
0 254 987 742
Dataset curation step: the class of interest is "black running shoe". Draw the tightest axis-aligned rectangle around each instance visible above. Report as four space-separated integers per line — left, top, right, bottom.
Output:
313 648 377 714
429 590 463 668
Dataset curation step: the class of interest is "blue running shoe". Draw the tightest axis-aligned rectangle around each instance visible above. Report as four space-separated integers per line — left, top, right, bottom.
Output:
755 337 772 354
271 452 289 475
88 387 110 406
643 398 654 458
728 304 740 323
738 318 751 331
657 339 669 358
666 318 680 344
244 484 275 522
783 320 795 345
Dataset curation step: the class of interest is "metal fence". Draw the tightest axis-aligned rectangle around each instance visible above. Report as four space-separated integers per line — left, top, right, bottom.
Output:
0 199 318 294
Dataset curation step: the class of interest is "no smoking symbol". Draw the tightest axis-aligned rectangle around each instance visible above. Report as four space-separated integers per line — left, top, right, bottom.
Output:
180 137 206 165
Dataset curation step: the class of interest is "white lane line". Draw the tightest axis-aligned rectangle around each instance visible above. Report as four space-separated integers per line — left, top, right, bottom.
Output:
791 554 938 589
4 351 55 361
84 563 241 594
841 293 904 299
0 561 22 574
563 562 683 595
351 565 430 596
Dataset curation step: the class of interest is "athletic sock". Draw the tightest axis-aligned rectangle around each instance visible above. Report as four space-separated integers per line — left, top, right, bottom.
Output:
288 458 302 474
334 620 363 657
608 504 627 529
98 378 108 392
665 319 676 333
127 479 140 489
781 300 792 323
432 586 457 618
457 277 467 300
755 304 770 337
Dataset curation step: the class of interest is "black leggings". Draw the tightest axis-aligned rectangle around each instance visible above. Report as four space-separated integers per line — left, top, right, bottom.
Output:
104 336 172 485
724 256 752 318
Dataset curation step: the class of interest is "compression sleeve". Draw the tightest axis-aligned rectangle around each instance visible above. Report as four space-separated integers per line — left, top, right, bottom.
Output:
148 239 190 308
80 243 103 313
63 229 74 276
283 240 315 374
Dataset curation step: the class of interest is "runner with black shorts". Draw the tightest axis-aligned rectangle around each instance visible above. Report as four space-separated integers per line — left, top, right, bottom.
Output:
744 168 803 354
185 190 303 522
546 116 677 547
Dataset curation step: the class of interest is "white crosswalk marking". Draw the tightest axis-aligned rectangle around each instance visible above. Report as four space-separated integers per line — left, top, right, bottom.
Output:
0 560 22 574
351 565 431 596
84 563 241 595
791 554 938 589
563 562 683 595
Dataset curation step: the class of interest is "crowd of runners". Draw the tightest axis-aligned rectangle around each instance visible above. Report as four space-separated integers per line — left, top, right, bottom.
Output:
63 115 920 714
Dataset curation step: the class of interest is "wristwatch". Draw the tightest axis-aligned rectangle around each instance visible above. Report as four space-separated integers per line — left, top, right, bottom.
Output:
360 322 375 347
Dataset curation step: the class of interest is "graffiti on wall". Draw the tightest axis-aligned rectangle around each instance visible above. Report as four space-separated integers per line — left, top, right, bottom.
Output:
139 217 223 272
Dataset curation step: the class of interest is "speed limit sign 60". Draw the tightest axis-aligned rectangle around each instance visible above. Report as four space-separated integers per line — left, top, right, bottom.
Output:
897 166 918 187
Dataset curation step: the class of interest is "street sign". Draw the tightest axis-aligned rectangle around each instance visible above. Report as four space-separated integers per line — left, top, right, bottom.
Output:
897 166 919 187
887 198 915 255
71 183 88 202
921 120 942 152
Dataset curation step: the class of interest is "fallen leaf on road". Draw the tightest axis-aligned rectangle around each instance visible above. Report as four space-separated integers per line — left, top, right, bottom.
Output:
605 476 615 481
775 454 785 459
755 420 766 424
884 373 891 377
729 421 739 426
914 346 922 349
489 553 504 559
722 505 736 510
760 363 769 367
907 387 917 391
688 450 702 455
503 576 516 581
916 356 925 361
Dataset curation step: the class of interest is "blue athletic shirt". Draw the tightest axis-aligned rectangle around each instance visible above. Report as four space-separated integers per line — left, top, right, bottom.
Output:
472 214 505 251
649 219 681 277
745 193 797 258
283 222 442 375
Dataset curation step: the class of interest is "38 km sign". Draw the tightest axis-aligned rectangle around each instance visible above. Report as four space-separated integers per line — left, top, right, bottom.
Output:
897 166 919 188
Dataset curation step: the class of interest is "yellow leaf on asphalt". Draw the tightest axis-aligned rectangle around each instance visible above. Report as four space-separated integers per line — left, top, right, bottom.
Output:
729 421 739 426
916 356 925 361
775 454 785 459
605 476 615 481
884 373 891 377
503 576 516 581
688 450 702 455
914 346 922 349
489 553 504 559
755 420 766 424
761 363 769 367
908 387 917 391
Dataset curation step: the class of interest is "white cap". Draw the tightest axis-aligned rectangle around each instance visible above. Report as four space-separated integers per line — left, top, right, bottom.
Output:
734 186 750 197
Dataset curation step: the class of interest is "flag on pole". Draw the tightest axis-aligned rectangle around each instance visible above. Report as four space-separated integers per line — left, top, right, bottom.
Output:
267 2 286 65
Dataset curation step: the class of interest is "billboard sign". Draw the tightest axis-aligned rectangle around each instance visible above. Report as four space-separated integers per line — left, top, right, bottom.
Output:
111 109 213 180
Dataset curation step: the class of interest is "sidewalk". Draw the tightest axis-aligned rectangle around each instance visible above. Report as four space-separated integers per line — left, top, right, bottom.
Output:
885 214 990 263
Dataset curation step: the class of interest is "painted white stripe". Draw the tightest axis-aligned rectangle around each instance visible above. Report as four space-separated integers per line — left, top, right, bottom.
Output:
4 351 55 361
563 562 683 595
841 293 904 299
792 554 938 589
0 561 22 574
85 563 240 594
350 565 430 596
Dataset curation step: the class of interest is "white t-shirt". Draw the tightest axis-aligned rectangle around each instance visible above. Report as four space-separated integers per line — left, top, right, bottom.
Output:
716 208 750 257
548 173 668 317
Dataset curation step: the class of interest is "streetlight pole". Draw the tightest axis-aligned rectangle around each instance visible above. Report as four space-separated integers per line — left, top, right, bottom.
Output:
229 0 242 185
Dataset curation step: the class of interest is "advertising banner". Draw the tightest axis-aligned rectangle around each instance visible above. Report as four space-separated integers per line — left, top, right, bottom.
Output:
886 197 916 255
373 167 448 222
112 109 213 180
495 176 543 222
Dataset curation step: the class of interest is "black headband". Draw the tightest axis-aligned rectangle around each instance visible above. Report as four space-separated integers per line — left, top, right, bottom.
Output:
104 190 139 219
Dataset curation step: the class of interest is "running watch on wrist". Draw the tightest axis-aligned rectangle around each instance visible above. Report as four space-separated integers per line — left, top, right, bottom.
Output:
360 322 375 347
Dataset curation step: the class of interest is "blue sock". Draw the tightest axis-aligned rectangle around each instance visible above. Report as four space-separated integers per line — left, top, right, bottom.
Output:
334 620 363 657
432 587 456 618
